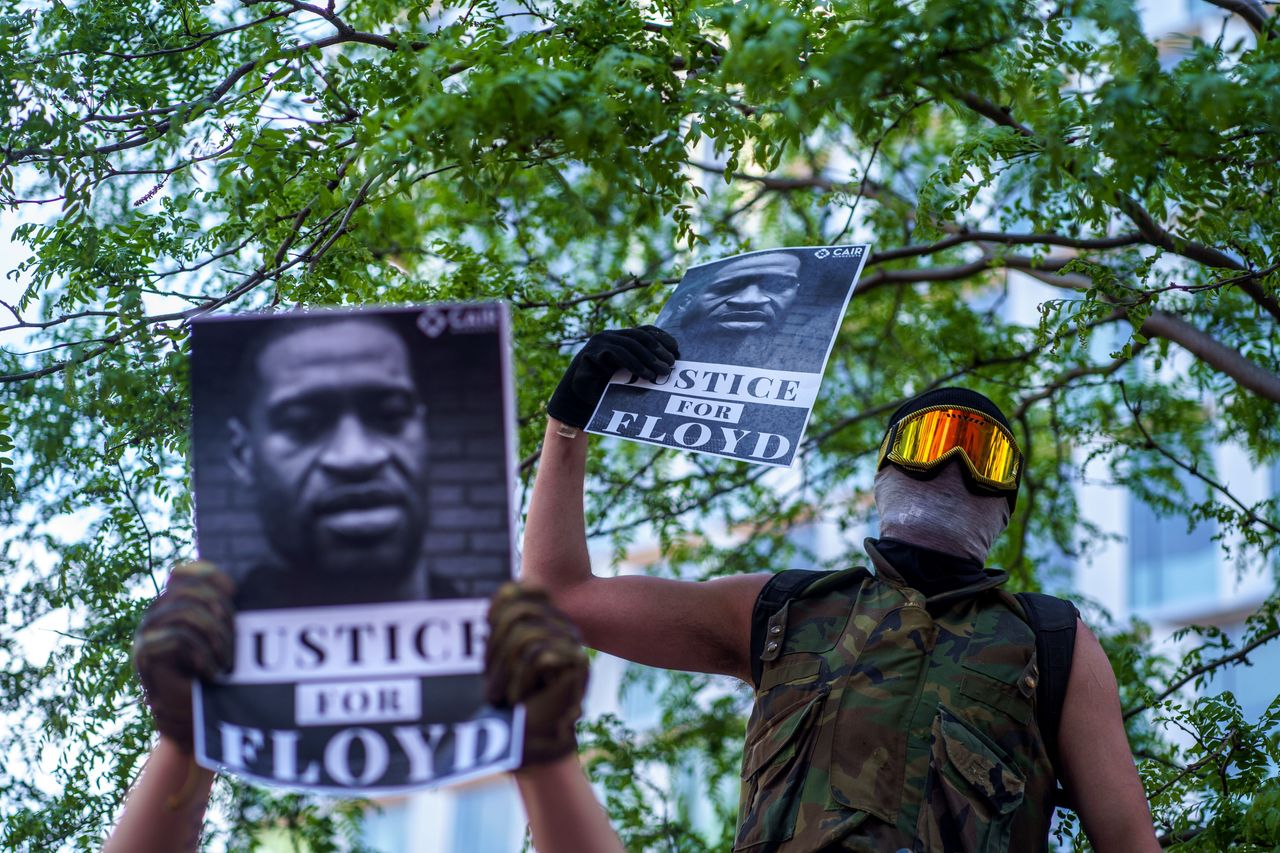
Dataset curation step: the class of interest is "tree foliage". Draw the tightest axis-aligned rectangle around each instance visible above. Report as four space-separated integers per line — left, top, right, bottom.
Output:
1 0 1278 849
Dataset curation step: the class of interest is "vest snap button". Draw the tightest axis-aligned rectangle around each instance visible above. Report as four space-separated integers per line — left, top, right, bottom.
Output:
770 625 782 635
766 641 779 652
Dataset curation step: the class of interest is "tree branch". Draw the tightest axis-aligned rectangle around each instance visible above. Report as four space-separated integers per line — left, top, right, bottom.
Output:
854 247 1280 403
1139 310 1280 403
950 91 1280 322
869 231 1141 264
0 208 318 383
514 275 678 310
4 58 262 163
856 255 1009 294
27 9 292 65
1118 383 1280 536
1112 193 1280 322
951 90 1036 138
1200 0 1276 37
4 21 484 166
694 161 1155 268
1125 626 1280 721
856 252 1081 295
1146 727 1240 800
1011 339 1140 420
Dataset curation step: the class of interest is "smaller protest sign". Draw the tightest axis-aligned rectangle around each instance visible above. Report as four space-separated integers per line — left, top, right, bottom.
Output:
188 303 521 794
585 246 870 467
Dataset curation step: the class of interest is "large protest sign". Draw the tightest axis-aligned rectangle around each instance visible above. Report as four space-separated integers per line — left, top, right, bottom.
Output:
188 304 521 794
585 246 870 467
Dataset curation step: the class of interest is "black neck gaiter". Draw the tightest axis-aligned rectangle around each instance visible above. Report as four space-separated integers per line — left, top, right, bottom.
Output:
872 537 988 597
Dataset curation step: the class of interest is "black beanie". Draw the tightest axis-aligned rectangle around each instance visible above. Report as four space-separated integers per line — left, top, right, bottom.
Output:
880 386 1021 509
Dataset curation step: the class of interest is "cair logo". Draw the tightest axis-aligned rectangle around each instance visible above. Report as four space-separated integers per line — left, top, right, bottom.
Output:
813 246 864 260
417 309 449 338
417 304 502 338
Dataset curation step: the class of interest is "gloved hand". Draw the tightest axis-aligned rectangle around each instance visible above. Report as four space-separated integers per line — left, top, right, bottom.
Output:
133 562 235 752
484 583 589 766
546 326 680 428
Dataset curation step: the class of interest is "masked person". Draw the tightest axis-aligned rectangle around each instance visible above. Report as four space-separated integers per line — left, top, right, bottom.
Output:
104 567 622 853
524 326 1160 852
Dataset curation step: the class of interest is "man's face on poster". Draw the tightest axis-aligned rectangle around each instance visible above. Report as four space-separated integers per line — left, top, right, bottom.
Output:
229 320 429 579
676 254 800 336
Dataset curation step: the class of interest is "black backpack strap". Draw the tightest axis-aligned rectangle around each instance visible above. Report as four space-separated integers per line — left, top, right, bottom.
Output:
749 569 830 688
1015 591 1080 809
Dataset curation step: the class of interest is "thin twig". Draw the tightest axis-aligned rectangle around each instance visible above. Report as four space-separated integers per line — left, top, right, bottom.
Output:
116 461 158 595
1117 384 1280 539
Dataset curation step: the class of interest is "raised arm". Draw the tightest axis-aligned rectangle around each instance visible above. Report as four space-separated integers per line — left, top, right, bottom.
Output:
486 583 624 853
523 327 767 681
103 739 215 853
105 562 235 852
516 757 624 853
1058 620 1161 853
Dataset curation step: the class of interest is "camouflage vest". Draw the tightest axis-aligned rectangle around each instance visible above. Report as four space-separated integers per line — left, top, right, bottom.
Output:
735 542 1056 853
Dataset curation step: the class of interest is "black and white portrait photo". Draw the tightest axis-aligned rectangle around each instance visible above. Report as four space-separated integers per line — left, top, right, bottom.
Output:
587 246 870 468
188 304 522 794
191 306 514 610
653 247 860 373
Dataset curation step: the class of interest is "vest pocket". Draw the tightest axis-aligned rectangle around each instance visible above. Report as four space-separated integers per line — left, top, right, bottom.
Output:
918 707 1025 853
735 683 829 850
958 662 1034 726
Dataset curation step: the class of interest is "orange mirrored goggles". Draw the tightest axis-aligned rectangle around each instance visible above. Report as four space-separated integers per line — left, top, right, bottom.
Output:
877 405 1022 490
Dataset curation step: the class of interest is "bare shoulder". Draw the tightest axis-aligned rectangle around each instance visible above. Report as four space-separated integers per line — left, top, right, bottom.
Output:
1067 618 1116 695
705 570 774 605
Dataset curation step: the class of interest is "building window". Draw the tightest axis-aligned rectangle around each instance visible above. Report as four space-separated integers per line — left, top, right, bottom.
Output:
359 801 407 851
450 781 522 853
1205 623 1280 723
1186 0 1217 22
1128 471 1217 610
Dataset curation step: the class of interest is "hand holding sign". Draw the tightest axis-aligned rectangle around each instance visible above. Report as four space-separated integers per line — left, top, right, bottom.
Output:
484 583 588 765
547 326 679 428
133 562 235 752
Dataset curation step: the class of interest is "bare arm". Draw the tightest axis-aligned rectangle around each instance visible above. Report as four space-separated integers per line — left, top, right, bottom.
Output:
515 755 625 853
1058 620 1161 853
103 738 215 853
522 419 767 681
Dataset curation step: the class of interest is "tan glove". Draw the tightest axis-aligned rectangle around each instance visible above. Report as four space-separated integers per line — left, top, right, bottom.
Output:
484 583 589 766
132 562 235 752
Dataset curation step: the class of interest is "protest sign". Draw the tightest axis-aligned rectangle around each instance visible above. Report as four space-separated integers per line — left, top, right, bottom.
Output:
585 246 870 467
188 303 521 794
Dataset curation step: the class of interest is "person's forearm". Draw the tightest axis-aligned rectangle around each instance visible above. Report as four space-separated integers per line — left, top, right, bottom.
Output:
103 738 215 853
516 756 624 853
522 419 593 592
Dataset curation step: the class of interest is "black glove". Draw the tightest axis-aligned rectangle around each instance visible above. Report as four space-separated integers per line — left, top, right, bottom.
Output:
485 583 589 766
546 326 680 428
133 562 236 752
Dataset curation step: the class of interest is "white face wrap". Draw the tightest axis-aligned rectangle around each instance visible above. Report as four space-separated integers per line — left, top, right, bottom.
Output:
874 463 1011 564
